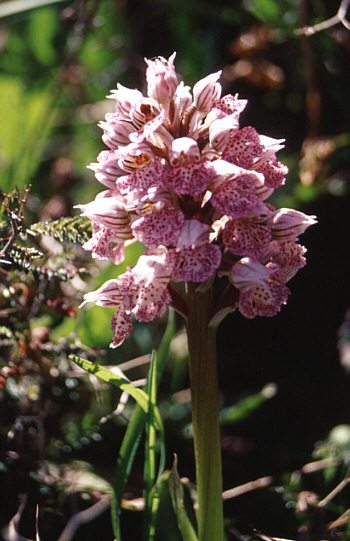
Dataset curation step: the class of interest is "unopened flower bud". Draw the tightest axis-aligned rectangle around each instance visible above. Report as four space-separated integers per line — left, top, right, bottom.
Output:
108 84 143 118
145 52 179 106
267 208 317 240
100 116 135 148
75 196 130 229
193 71 222 112
88 150 125 188
83 280 122 307
173 82 192 113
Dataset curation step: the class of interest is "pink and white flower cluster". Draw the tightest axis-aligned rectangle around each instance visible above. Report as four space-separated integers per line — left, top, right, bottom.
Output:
78 53 316 347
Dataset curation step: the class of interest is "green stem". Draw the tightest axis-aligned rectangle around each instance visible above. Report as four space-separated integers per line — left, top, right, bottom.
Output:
186 282 224 541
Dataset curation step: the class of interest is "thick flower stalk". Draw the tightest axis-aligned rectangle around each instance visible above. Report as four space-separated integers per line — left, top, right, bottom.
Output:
78 54 316 540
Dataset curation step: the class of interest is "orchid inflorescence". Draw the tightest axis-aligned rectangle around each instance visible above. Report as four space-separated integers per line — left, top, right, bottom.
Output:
77 53 316 347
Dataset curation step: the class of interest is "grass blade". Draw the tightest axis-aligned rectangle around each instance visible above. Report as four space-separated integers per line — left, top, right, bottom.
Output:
168 456 198 541
219 383 277 425
144 350 160 541
69 355 160 421
110 309 175 540
0 0 68 18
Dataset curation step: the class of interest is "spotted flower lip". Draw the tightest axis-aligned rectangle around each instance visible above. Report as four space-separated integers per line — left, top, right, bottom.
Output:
228 257 290 318
78 53 316 346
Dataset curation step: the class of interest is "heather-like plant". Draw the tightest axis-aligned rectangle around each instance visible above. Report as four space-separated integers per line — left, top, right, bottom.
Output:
77 53 316 541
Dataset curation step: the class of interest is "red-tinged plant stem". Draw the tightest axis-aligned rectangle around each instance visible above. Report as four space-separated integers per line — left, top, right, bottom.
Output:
186 282 224 541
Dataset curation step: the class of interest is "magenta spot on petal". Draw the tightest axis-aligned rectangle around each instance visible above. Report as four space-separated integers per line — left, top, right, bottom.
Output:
132 208 185 248
223 218 271 258
238 265 290 318
169 243 222 283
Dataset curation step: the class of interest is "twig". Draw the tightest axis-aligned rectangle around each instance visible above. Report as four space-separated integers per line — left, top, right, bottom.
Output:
222 457 344 502
222 475 273 501
1 496 35 541
301 457 341 474
318 474 350 507
57 497 111 541
0 185 31 259
229 526 247 541
295 0 350 35
327 508 350 529
35 506 40 541
254 532 305 541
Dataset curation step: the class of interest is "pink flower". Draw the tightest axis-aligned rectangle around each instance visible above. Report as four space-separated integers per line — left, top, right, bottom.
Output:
223 126 264 169
216 95 247 115
108 84 144 118
82 223 126 263
79 53 316 345
75 193 130 230
129 97 161 129
116 159 163 193
209 114 241 152
110 310 134 348
83 279 123 307
124 253 172 321
164 161 214 197
117 142 155 173
168 137 200 166
210 161 263 218
222 218 271 258
131 207 185 248
145 53 178 107
167 220 222 283
229 257 290 318
88 150 125 189
84 252 171 346
171 82 192 134
267 208 317 240
261 240 307 282
254 158 288 188
100 115 136 148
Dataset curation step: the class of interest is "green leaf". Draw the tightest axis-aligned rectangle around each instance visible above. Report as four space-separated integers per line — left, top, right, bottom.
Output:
151 472 183 541
243 0 297 36
0 243 43 271
28 7 58 66
112 405 146 541
168 456 198 541
144 351 166 541
0 76 54 191
220 383 277 425
69 355 162 424
28 216 91 244
144 351 158 502
110 310 175 541
244 0 281 22
219 383 277 426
